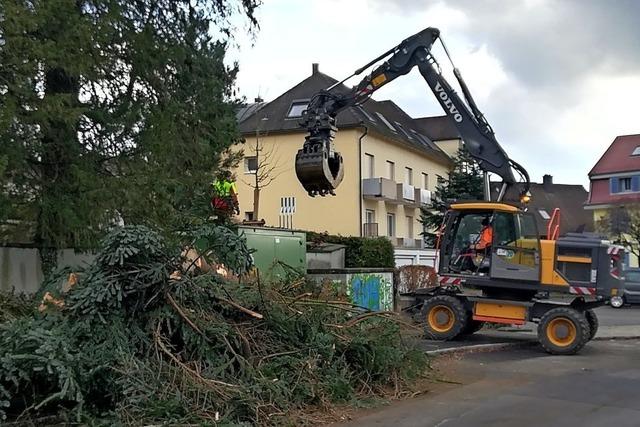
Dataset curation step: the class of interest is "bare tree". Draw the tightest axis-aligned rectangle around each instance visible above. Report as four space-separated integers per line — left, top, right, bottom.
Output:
242 120 285 220
596 204 640 259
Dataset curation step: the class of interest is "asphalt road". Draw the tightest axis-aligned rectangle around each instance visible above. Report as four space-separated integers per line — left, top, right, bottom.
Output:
340 339 640 427
416 304 640 353
593 304 640 326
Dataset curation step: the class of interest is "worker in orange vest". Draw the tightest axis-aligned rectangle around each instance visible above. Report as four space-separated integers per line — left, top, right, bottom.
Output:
475 217 494 251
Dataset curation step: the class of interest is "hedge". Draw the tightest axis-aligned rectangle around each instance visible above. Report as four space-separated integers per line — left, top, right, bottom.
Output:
307 232 395 268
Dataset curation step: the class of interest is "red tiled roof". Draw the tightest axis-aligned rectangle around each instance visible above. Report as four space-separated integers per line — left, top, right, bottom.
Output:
589 134 640 176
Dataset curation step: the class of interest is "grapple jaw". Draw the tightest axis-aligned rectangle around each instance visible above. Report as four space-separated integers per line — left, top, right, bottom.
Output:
295 112 344 197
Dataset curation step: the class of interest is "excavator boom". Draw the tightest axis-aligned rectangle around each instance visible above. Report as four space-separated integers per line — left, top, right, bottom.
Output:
295 27 529 199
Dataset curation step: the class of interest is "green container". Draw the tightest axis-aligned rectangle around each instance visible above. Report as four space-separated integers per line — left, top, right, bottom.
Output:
238 226 306 274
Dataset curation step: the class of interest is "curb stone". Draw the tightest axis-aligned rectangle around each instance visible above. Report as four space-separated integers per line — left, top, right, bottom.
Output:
425 334 640 356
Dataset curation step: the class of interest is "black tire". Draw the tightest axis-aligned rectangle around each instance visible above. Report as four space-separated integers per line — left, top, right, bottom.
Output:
585 309 599 341
460 318 485 336
421 295 468 341
537 307 590 355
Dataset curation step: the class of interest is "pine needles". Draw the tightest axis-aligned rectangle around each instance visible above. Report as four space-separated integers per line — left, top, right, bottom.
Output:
0 225 427 426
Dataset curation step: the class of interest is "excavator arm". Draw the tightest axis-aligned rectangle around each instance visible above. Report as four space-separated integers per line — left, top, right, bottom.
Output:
295 27 530 200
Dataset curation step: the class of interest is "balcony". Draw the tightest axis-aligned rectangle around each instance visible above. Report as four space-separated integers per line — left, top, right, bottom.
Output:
402 188 432 209
396 183 415 204
414 188 432 206
362 222 379 237
363 177 398 202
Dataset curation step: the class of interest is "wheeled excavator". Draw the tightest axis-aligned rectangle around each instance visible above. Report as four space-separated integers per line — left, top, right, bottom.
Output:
294 27 624 355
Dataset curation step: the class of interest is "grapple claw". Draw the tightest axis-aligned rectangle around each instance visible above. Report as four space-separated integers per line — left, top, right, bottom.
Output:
295 143 344 197
295 111 344 197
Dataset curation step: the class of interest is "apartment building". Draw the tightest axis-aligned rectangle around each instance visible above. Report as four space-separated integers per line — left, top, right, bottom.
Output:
235 64 454 248
585 134 640 220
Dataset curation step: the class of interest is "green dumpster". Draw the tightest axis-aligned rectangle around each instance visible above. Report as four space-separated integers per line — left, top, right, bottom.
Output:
238 226 306 274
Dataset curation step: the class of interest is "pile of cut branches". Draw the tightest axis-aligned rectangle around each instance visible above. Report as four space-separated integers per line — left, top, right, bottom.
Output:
0 293 33 323
0 225 427 426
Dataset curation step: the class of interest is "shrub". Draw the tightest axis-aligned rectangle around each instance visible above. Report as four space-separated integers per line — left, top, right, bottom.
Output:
307 232 395 268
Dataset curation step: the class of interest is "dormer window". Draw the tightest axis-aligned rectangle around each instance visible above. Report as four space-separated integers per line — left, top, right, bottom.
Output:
375 112 396 131
286 100 309 118
357 105 376 122
394 122 414 140
632 146 640 156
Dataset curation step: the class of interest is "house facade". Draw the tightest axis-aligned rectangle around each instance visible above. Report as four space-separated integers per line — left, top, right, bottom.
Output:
585 134 640 267
585 134 640 221
234 64 454 248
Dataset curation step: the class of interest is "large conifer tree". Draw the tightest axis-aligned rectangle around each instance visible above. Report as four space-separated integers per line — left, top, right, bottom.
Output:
420 146 484 246
0 0 259 273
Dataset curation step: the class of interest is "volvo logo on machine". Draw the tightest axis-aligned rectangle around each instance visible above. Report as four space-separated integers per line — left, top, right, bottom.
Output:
435 81 463 123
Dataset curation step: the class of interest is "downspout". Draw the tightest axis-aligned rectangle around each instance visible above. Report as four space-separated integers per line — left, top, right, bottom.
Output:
358 125 368 237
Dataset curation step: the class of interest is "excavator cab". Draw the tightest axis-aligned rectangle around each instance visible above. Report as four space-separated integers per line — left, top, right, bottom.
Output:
439 203 541 285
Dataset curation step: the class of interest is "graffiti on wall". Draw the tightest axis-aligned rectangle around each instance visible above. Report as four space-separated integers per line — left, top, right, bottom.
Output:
346 273 393 311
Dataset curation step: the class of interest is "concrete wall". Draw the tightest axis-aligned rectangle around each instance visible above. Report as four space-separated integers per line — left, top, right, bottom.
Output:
0 248 95 294
307 268 394 311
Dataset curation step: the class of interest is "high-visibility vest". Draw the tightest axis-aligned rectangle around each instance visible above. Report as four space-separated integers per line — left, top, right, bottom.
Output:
477 226 493 250
213 180 236 197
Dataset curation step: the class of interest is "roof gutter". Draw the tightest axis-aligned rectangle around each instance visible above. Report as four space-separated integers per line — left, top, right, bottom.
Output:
358 125 368 237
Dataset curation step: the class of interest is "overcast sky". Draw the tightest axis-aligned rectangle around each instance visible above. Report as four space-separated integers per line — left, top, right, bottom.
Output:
228 0 640 187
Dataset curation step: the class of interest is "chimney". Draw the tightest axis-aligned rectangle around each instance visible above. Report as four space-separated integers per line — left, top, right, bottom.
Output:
312 63 319 75
254 96 263 103
543 174 553 191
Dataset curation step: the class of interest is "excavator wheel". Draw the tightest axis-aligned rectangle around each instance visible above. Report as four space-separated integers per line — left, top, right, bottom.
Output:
537 307 590 355
585 309 599 341
421 295 468 341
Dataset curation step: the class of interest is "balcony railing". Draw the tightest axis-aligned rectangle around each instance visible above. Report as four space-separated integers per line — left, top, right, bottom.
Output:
397 183 415 203
414 188 432 206
363 178 432 208
362 177 398 201
362 222 379 237
393 237 425 248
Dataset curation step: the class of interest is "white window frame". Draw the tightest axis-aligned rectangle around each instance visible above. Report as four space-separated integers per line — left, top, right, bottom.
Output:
404 167 413 185
422 172 429 190
365 153 375 178
387 213 396 237
365 209 375 224
386 160 395 181
244 156 258 174
620 177 632 192
286 99 310 118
